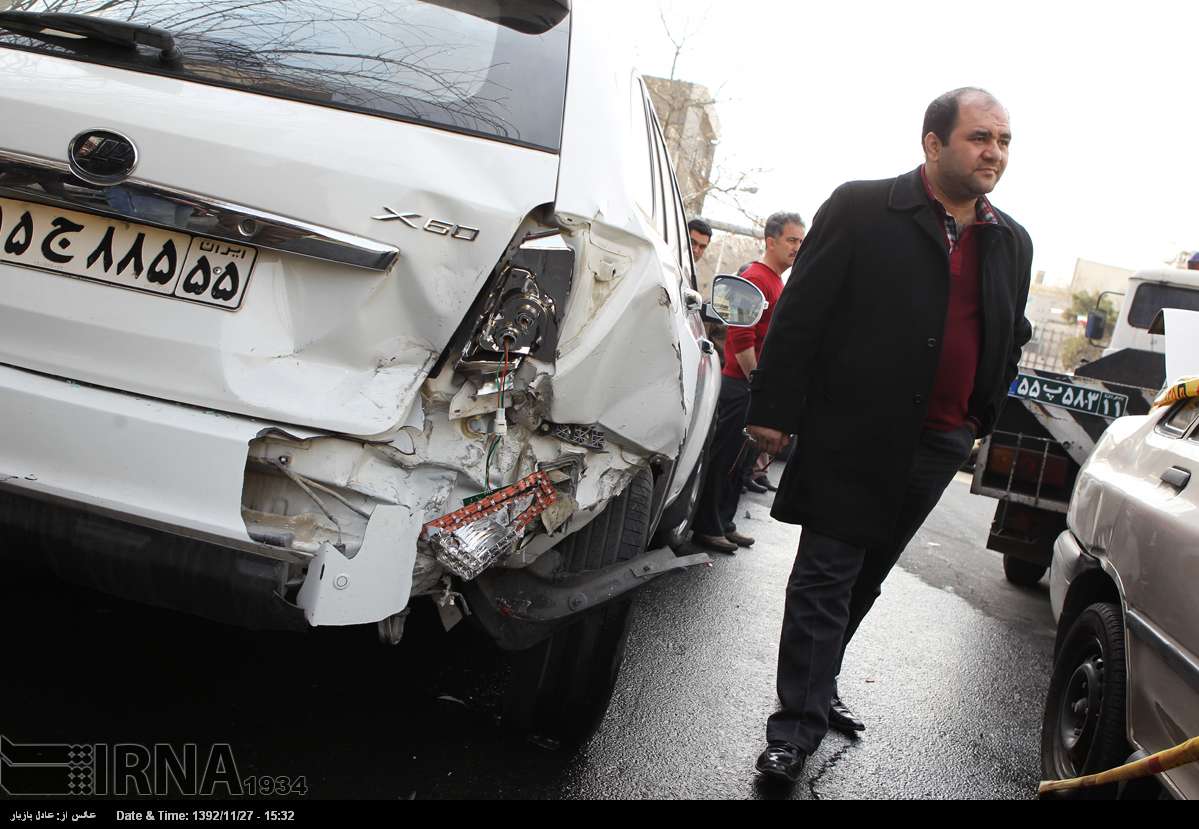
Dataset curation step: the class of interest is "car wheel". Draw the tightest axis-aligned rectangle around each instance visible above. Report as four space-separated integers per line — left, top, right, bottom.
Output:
555 467 652 573
1040 602 1128 797
1003 554 1047 587
504 469 651 743
504 597 634 745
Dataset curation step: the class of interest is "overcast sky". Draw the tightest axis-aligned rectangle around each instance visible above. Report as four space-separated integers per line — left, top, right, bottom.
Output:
612 0 1199 287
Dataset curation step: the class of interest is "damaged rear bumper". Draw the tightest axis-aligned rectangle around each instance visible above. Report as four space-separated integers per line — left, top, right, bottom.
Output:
0 363 423 627
0 362 661 634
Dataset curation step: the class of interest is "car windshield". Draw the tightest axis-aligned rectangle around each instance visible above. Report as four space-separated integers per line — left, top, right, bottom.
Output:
0 0 571 152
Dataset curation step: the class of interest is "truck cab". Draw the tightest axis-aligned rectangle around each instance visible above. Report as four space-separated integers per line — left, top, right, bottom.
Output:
1102 268 1199 363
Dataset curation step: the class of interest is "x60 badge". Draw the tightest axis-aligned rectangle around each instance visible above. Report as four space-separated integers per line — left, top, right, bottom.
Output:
372 207 479 242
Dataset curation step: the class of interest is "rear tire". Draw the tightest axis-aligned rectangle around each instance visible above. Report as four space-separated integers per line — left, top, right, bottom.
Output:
504 468 651 743
504 598 633 744
1040 602 1128 798
1003 554 1047 587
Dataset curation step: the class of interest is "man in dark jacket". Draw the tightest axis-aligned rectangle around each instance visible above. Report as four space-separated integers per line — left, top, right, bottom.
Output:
748 88 1033 783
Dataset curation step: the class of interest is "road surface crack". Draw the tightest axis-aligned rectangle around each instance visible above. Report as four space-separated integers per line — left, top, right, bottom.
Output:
807 743 852 800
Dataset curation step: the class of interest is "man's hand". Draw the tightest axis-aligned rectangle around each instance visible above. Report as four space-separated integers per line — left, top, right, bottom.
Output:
746 425 789 455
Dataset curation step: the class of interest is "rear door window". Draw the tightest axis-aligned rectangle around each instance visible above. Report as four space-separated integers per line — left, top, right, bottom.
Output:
0 0 570 151
1127 283 1199 329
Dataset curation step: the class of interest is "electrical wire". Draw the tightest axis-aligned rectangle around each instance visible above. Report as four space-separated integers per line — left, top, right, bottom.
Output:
483 341 510 494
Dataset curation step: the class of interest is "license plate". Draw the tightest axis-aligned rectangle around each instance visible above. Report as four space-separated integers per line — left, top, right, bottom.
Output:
1009 372 1129 418
0 195 257 310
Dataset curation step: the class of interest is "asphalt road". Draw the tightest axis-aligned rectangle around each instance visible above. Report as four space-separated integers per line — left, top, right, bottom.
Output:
0 470 1057 800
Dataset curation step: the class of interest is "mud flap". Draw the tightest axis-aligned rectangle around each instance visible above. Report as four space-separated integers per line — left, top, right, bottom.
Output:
297 504 420 626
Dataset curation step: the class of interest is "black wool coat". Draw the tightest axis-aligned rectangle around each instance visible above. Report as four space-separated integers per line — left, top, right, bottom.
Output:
746 167 1033 549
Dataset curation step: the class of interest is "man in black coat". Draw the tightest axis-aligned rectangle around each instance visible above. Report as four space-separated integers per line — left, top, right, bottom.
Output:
747 88 1033 783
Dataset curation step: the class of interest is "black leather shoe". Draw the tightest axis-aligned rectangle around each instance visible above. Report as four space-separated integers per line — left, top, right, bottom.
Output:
743 478 769 494
755 741 807 783
828 695 865 734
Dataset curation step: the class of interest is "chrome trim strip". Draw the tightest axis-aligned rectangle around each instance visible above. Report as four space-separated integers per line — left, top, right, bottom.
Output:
1127 609 1199 694
0 148 398 271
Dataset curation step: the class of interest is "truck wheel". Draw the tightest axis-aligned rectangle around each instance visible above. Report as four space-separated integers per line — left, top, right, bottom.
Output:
504 469 651 743
1040 602 1128 797
1003 554 1047 587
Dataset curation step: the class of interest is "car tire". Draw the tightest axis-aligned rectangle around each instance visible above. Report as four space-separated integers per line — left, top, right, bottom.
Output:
555 467 652 573
503 597 634 745
1039 602 1128 797
1003 554 1047 587
503 469 651 743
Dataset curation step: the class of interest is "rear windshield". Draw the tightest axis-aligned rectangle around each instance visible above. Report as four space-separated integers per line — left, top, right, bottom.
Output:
0 0 570 152
1127 282 1199 329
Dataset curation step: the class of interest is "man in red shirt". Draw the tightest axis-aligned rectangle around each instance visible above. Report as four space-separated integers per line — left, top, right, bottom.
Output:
692 212 806 554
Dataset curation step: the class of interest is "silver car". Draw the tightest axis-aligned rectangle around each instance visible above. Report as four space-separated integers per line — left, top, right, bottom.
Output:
1041 310 1199 799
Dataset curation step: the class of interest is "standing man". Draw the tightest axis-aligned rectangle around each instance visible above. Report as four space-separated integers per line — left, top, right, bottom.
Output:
748 88 1033 783
692 212 806 554
688 218 713 264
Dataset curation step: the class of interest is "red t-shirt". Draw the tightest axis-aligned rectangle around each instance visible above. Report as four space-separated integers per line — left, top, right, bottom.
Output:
723 262 784 381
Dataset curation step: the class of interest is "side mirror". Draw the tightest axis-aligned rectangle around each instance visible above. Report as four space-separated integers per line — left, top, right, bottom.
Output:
1085 311 1107 341
709 274 768 328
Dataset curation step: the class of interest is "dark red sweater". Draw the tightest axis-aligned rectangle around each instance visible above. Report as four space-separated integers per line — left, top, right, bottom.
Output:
921 167 992 432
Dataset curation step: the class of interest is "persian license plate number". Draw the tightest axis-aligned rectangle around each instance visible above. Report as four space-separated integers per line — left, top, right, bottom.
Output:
0 195 257 310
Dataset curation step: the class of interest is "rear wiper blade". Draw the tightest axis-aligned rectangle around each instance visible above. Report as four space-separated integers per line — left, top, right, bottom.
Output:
0 11 181 63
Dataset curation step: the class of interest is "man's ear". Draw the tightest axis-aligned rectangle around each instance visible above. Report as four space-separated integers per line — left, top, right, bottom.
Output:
922 131 941 162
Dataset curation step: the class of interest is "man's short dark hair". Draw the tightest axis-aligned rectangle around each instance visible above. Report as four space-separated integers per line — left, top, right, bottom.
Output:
688 218 713 239
764 212 805 240
922 87 999 145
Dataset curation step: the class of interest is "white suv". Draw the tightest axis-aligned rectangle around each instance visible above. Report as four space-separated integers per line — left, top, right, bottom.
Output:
0 0 746 738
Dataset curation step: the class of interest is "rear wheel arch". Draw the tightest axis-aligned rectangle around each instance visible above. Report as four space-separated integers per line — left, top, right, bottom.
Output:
1056 565 1122 657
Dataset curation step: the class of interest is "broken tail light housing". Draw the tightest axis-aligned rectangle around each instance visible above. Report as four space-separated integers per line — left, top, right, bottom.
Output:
457 239 574 372
422 471 559 580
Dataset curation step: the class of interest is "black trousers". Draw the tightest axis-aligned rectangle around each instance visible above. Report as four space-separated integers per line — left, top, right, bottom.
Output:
693 375 751 538
766 425 975 752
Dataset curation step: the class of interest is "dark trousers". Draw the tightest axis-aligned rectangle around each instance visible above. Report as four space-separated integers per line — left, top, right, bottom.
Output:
766 425 975 752
693 375 751 538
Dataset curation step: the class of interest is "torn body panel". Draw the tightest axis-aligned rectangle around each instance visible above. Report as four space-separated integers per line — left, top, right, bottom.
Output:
549 225 692 457
551 9 720 504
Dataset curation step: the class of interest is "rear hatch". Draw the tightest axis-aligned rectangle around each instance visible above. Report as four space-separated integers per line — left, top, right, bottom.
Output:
0 0 567 436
